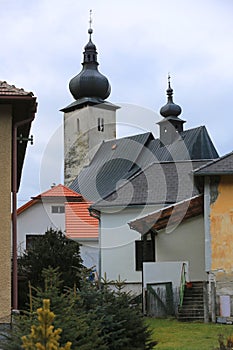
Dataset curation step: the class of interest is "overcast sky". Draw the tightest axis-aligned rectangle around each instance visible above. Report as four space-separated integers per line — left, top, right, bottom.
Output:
1 0 232 205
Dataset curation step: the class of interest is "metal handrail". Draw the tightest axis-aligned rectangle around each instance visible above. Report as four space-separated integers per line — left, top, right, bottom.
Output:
179 263 187 308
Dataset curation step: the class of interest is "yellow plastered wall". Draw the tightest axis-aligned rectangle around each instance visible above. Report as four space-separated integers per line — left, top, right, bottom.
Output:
210 175 233 273
0 105 12 323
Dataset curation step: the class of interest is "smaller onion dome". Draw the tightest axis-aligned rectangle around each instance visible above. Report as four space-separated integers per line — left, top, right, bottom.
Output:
160 75 182 118
69 26 111 101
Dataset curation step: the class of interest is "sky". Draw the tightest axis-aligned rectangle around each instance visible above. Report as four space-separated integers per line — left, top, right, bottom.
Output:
1 0 233 206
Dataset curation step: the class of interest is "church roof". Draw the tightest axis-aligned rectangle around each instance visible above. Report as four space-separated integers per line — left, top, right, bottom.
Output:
70 126 218 204
70 132 153 201
194 151 233 175
146 126 219 162
91 160 207 209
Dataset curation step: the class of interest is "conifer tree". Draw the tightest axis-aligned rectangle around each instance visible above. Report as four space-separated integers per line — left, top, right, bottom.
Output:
21 299 72 350
2 268 156 350
18 228 83 309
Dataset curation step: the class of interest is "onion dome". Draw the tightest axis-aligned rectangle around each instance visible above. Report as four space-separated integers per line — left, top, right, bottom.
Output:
160 75 182 118
69 26 111 101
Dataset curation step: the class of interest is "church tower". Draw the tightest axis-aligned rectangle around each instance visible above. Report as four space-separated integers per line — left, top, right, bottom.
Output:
157 75 185 145
61 15 119 186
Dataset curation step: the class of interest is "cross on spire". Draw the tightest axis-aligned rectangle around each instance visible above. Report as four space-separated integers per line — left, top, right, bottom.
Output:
168 72 171 88
89 9 93 29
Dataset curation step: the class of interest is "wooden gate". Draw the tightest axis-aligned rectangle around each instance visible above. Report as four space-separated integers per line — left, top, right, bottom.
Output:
146 282 174 317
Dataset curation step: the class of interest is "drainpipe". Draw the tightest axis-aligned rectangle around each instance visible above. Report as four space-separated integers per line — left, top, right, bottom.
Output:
88 207 101 288
12 116 34 311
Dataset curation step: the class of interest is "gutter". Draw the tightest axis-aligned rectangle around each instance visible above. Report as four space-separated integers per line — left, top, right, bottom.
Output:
12 113 36 311
88 207 102 288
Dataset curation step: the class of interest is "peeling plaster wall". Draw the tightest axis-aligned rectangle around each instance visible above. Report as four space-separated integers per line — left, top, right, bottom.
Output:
210 175 233 313
210 175 233 273
64 105 116 186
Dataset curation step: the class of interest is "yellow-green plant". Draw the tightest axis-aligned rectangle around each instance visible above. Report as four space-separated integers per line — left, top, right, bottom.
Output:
21 299 72 350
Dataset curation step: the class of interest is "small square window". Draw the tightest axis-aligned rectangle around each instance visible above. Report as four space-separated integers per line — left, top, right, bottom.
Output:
51 205 65 214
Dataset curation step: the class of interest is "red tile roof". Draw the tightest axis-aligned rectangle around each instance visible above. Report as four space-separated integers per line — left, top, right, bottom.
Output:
17 184 82 215
36 184 82 199
65 202 98 239
0 80 34 96
17 198 40 215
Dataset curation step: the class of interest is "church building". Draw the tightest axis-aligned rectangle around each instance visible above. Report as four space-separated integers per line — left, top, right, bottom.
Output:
62 21 219 303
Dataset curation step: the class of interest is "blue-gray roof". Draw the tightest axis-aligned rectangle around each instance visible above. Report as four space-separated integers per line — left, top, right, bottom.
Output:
70 126 218 204
194 151 233 175
92 160 207 209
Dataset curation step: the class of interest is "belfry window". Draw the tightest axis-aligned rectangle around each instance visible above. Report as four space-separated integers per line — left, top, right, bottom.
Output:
98 117 104 132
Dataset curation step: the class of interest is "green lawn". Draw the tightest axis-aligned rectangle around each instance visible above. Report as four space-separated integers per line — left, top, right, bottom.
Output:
146 318 232 350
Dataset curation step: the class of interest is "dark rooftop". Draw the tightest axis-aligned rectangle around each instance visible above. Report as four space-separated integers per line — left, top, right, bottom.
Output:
91 160 207 209
194 151 233 176
70 126 218 204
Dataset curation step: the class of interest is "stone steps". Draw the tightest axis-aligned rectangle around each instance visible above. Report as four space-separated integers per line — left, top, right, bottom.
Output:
178 281 205 322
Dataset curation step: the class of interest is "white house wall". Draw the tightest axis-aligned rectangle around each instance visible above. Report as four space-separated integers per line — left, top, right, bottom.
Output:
100 205 159 283
74 239 99 270
17 200 65 254
156 215 206 281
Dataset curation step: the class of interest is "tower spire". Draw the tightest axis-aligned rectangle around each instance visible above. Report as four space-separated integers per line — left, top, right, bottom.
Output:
160 74 182 118
68 11 111 101
157 75 186 145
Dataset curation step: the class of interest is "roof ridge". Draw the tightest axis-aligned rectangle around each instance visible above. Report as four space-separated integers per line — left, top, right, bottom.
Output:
32 184 82 198
181 125 205 134
0 80 34 96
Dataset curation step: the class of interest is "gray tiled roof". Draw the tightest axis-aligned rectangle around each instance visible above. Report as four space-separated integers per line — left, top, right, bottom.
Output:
92 160 207 208
70 126 218 204
70 132 153 201
194 151 233 175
